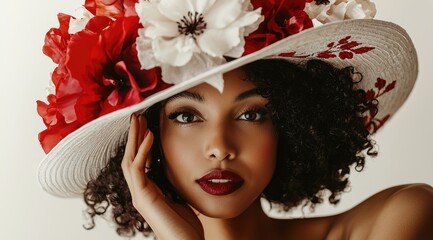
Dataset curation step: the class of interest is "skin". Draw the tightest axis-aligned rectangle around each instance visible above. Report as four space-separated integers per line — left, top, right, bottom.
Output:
122 68 433 240
159 68 277 219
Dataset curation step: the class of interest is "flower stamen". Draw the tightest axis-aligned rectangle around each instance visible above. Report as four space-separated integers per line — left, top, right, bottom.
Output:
117 78 127 87
177 11 207 39
314 0 330 4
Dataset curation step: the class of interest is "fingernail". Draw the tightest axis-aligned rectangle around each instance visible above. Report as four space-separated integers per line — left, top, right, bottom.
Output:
144 129 150 138
130 113 135 122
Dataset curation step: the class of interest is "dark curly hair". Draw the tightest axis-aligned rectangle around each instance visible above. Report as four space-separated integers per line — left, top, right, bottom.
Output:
83 59 378 237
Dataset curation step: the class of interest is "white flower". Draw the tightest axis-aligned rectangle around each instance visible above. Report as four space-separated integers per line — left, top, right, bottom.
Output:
304 0 376 26
68 8 94 34
135 0 263 92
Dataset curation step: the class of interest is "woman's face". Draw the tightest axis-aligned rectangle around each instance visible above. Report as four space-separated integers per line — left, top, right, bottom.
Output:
159 68 278 218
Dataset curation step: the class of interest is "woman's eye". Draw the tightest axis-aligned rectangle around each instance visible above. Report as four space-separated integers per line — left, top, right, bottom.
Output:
169 112 200 123
238 110 266 121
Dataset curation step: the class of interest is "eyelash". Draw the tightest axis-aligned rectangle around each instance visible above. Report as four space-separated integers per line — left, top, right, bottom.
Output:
237 107 269 122
168 110 202 124
167 107 269 124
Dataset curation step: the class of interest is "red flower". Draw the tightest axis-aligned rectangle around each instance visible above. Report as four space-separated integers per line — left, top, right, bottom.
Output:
42 13 72 64
37 14 171 153
244 0 313 55
42 13 84 123
37 96 82 153
38 13 85 153
68 16 169 123
84 0 138 18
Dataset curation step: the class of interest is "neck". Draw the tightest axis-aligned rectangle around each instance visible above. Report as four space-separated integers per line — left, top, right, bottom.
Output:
197 198 279 240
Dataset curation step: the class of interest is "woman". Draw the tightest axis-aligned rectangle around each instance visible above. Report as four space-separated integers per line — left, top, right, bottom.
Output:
37 0 433 239
84 59 433 239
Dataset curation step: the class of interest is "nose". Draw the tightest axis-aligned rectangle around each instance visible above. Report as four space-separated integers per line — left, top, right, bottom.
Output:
204 124 237 161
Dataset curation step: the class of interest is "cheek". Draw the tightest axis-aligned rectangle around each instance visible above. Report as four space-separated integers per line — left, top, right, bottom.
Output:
249 132 278 175
256 132 277 158
237 125 278 185
159 124 201 183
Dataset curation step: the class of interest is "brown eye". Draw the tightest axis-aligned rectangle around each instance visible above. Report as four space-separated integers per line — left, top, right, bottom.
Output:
168 112 200 123
178 113 196 123
241 112 258 121
238 110 265 121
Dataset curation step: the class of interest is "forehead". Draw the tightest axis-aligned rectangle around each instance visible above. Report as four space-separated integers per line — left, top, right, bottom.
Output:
182 68 257 100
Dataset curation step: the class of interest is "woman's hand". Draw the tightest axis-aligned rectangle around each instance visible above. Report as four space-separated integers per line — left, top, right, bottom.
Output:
122 114 204 240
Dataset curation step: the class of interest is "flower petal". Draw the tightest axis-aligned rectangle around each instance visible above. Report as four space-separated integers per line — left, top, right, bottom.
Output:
136 29 159 69
306 0 375 24
360 0 376 18
225 29 246 58
204 0 242 28
193 0 216 14
68 9 93 34
197 28 240 57
136 0 159 20
346 1 367 19
153 35 196 66
328 3 347 21
137 0 179 38
234 8 264 35
205 73 225 93
158 0 215 21
144 20 179 38
160 53 225 93
158 0 191 21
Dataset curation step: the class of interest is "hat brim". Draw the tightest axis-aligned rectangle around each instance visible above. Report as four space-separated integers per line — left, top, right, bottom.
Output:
38 19 418 197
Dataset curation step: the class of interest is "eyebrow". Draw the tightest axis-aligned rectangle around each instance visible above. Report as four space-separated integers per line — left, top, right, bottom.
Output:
234 88 260 102
164 91 204 105
164 88 260 105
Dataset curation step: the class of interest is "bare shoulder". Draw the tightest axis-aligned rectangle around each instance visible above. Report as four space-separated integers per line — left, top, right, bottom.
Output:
276 184 433 240
336 183 433 240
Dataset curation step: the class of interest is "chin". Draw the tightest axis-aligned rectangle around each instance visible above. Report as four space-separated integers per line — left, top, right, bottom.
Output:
196 204 247 219
189 194 256 219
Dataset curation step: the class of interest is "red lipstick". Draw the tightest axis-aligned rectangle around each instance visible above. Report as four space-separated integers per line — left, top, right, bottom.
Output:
196 170 244 196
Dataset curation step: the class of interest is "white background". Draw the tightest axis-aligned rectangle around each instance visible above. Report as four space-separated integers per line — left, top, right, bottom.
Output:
1 0 432 239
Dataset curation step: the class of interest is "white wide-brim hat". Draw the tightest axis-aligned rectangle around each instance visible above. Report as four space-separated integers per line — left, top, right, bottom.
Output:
38 4 417 197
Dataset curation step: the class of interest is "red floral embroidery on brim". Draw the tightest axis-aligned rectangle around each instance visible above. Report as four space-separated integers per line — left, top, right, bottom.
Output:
279 36 375 60
279 35 395 134
363 77 396 133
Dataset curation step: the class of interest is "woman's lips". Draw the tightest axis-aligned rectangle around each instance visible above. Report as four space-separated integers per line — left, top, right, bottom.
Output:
196 170 244 196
